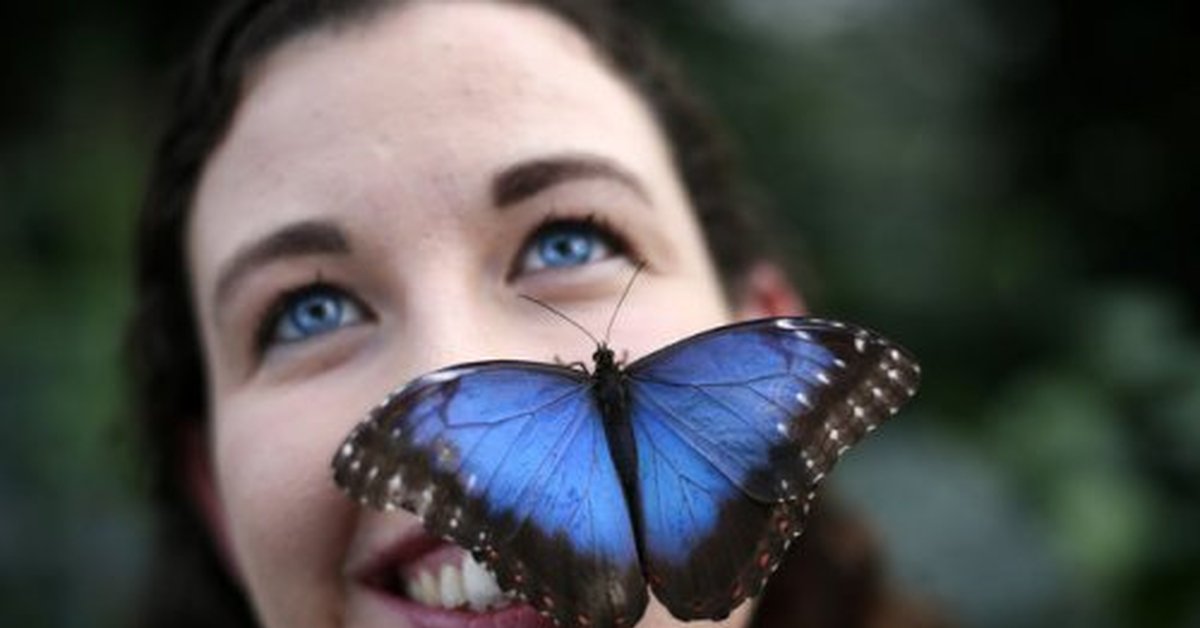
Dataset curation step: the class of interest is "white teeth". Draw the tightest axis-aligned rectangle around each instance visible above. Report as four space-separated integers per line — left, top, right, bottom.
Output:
439 564 466 609
402 552 513 611
406 569 438 606
461 553 506 611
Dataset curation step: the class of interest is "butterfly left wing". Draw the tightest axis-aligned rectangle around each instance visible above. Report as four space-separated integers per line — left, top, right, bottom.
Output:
626 317 920 619
333 361 648 627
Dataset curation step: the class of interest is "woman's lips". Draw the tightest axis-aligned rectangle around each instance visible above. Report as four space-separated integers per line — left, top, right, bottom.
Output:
396 543 514 611
356 531 554 628
365 591 555 628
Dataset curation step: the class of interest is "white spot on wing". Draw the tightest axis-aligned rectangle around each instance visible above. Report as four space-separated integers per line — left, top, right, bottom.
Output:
415 487 435 518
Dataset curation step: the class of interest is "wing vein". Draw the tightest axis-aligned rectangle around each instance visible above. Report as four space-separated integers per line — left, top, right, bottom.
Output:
502 400 591 543
439 385 584 429
636 391 761 496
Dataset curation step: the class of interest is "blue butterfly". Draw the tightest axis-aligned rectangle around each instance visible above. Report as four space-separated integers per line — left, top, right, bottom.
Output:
332 316 919 626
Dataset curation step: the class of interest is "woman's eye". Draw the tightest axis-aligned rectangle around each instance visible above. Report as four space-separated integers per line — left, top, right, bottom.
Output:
516 219 624 275
259 284 366 349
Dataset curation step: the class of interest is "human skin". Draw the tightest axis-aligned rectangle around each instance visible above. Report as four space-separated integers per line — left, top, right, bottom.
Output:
185 2 799 626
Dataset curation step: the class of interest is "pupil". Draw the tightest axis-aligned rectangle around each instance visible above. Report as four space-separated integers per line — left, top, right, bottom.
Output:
295 294 338 331
542 231 590 266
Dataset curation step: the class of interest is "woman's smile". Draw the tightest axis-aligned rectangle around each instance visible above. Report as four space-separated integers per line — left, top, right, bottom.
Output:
347 524 554 627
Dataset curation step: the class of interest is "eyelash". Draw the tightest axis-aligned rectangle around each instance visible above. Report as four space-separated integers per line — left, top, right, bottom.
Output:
252 216 636 356
509 215 633 279
253 280 366 353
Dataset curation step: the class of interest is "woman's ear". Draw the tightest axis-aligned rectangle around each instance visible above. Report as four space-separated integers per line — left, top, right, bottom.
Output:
733 262 807 320
181 421 239 580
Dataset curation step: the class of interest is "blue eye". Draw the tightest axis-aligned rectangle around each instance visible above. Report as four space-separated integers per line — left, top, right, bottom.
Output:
265 285 365 346
519 220 620 274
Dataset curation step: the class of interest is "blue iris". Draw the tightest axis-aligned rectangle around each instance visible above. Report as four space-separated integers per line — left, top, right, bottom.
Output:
273 287 360 343
528 222 612 271
539 228 594 267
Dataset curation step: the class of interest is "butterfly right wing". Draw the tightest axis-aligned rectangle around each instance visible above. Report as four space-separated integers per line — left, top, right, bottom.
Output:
625 317 920 620
332 361 648 627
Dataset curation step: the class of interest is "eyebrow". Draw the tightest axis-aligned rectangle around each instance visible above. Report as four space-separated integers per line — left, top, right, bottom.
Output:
210 156 645 310
213 219 351 310
492 154 652 208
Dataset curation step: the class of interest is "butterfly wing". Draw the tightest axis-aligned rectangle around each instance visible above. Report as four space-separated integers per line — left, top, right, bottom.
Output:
333 361 648 627
626 317 920 619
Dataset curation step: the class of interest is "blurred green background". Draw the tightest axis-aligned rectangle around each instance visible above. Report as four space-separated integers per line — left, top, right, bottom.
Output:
1 0 1196 626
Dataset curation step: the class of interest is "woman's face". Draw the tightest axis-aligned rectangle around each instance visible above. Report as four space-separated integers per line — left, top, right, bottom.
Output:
187 2 753 627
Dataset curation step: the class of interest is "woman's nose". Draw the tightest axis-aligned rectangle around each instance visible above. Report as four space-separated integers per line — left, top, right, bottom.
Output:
393 275 546 376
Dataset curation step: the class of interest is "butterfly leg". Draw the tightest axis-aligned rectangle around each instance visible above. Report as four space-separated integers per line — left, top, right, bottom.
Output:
552 355 590 372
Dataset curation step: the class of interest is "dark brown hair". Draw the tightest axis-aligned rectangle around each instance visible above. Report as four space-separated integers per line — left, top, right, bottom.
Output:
128 1 937 626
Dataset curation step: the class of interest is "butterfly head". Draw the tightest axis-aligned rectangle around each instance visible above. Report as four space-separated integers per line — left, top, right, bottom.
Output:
592 344 617 372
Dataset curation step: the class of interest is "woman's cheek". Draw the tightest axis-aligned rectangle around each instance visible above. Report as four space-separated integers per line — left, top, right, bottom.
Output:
623 279 730 352
212 391 359 626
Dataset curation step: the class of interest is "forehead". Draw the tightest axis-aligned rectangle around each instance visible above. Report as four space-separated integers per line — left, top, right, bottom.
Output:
188 1 681 289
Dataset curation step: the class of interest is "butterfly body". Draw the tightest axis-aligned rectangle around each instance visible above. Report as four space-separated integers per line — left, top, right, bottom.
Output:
333 317 920 626
590 345 645 546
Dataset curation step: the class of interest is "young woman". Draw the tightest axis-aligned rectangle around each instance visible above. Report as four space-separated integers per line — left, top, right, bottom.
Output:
128 1 941 626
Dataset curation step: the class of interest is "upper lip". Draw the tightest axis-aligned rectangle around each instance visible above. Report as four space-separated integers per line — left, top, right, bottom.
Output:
345 523 557 628
349 525 446 590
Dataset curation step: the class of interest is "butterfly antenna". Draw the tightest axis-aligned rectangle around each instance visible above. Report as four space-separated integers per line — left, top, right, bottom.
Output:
519 294 601 346
603 261 646 344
